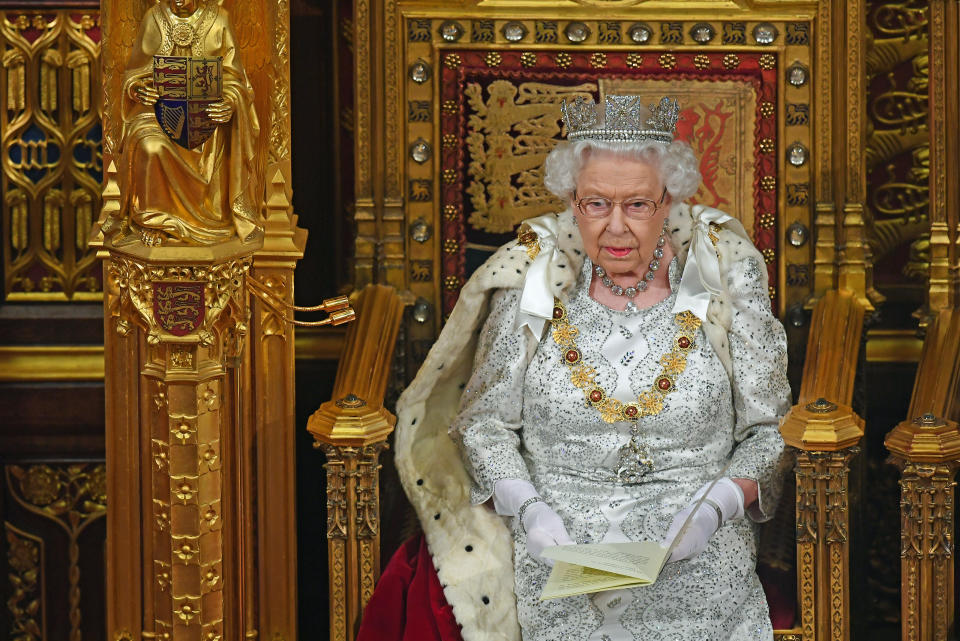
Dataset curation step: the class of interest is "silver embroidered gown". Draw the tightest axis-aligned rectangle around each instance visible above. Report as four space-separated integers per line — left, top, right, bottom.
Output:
451 254 791 641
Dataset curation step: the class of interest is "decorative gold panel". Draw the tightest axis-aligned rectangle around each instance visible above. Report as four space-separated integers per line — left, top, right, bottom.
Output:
1 10 102 301
5 522 44 641
4 463 107 641
864 0 929 311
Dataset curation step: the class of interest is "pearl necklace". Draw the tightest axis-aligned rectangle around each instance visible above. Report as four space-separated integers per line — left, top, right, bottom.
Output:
593 219 668 314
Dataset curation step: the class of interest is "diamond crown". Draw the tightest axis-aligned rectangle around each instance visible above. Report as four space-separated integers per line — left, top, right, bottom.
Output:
560 95 681 144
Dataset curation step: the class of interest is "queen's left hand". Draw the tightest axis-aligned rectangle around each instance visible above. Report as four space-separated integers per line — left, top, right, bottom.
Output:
206 99 235 124
662 477 745 562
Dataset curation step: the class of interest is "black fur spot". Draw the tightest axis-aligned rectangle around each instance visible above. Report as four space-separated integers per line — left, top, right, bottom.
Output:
558 264 566 268
516 269 521 274
434 513 441 520
416 479 424 485
412 417 417 425
482 596 490 604
465 545 473 552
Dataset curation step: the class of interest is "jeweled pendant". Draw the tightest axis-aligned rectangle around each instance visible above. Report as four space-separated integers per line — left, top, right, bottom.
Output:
616 440 654 482
625 300 638 314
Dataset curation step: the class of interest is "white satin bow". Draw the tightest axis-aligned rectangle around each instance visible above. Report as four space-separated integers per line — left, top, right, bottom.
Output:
672 207 734 322
516 215 562 340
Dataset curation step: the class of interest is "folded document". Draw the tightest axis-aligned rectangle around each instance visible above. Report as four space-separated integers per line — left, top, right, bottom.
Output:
539 542 669 600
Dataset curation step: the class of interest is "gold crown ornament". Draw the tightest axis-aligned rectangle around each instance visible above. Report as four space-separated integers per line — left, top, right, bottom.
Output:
560 95 681 143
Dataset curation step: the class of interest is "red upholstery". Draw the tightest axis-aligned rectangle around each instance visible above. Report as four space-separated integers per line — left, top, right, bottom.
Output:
357 533 464 641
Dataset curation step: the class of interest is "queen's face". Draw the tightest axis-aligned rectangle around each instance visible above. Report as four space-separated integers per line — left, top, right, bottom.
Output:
170 0 198 17
570 151 671 279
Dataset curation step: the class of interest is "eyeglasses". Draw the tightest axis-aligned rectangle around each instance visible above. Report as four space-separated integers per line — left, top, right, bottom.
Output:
574 186 668 221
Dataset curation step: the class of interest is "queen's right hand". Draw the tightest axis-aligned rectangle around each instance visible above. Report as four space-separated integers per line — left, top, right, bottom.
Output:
521 501 575 564
133 79 160 107
492 478 574 565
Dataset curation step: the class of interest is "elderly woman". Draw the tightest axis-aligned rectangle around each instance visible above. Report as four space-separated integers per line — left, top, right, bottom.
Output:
391 95 790 641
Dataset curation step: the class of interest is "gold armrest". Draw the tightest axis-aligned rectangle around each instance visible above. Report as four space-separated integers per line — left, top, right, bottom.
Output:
307 284 407 446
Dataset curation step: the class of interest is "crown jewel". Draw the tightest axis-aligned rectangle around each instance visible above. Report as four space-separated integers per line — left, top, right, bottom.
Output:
560 95 681 143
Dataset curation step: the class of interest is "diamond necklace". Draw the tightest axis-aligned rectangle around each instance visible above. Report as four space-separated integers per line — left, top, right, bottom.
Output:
593 219 668 313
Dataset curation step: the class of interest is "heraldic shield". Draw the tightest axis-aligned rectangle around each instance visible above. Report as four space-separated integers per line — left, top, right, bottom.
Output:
152 55 223 150
153 282 205 336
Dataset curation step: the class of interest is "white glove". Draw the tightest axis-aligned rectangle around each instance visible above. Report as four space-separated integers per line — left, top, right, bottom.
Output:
521 501 575 563
493 479 574 564
662 477 745 563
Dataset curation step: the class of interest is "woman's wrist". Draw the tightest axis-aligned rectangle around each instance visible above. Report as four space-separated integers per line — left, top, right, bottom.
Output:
731 478 759 508
517 496 547 530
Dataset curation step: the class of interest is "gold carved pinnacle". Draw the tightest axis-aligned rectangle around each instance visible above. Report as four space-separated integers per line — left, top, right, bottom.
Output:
308 395 395 447
89 160 121 257
259 167 307 260
885 413 960 464
780 398 864 451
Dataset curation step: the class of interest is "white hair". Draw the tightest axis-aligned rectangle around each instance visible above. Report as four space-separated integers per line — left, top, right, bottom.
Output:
543 139 701 203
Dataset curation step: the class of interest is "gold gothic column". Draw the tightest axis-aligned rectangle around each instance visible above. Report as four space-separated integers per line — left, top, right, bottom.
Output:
781 289 866 641
833 0 876 309
926 0 960 315
95 2 304 640
307 286 406 641
885 413 960 641
94 222 258 640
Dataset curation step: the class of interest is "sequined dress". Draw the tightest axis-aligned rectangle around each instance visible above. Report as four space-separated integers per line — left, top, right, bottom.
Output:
451 254 791 641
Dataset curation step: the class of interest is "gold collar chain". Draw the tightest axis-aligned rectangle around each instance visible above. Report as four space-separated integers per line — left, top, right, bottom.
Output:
550 298 701 424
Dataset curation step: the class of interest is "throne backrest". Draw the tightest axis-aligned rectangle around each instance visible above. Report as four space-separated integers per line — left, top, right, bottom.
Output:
380 13 823 351
435 53 786 319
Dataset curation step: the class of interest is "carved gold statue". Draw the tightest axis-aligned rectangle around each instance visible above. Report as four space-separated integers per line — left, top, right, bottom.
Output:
109 0 261 246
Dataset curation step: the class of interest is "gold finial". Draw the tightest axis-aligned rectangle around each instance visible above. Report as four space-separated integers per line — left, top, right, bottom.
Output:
806 397 838 413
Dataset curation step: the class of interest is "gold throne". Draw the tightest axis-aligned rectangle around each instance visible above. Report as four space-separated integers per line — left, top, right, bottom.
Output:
312 1 898 640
